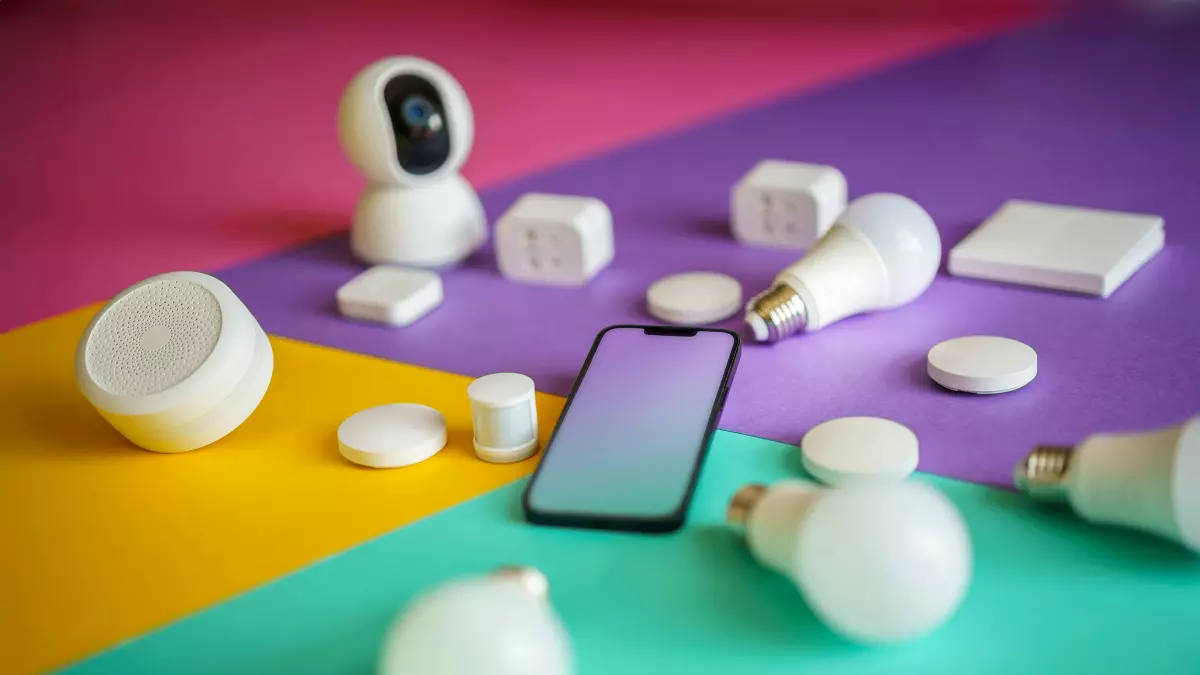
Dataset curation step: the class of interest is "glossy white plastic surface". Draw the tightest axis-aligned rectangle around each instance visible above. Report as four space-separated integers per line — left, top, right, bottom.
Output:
339 56 485 267
801 416 919 485
1066 416 1200 552
737 480 972 645
646 271 742 325
795 482 972 644
775 193 941 330
338 56 473 187
338 403 448 468
927 335 1037 394
351 175 487 268
378 572 573 675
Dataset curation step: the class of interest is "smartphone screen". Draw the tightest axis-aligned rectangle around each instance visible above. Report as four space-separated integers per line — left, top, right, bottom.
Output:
523 325 740 532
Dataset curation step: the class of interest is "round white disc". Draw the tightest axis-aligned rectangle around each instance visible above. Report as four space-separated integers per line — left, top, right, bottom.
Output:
646 272 742 325
927 335 1037 394
338 404 447 468
801 416 919 485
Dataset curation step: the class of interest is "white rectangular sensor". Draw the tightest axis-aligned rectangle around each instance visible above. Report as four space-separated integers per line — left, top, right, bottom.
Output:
948 200 1164 298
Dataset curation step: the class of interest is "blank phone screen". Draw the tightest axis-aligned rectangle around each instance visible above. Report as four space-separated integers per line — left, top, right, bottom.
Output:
526 328 737 519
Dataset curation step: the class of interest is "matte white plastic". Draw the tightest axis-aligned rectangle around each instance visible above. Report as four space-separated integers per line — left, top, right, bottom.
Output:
795 482 972 644
338 56 473 187
339 56 485 268
351 174 487 268
927 335 1037 394
743 479 824 573
495 193 614 286
774 193 941 330
467 373 539 463
336 265 444 327
75 271 273 453
949 200 1164 298
378 572 573 675
801 416 919 485
338 403 448 469
731 159 847 249
645 271 742 325
739 480 972 645
1066 416 1200 552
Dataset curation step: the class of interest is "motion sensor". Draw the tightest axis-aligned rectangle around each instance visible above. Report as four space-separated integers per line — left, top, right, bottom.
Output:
338 57 487 268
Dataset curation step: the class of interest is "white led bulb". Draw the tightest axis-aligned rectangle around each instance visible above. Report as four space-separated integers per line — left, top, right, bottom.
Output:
1015 415 1200 552
728 479 972 645
744 193 942 342
378 567 573 675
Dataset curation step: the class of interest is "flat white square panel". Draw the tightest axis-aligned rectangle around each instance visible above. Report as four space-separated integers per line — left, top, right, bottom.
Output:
948 200 1164 298
336 265 443 326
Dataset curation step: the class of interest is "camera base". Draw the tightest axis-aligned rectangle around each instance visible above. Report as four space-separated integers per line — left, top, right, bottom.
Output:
350 173 487 268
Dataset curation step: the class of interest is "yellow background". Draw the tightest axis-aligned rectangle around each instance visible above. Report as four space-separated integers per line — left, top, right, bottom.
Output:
0 307 564 675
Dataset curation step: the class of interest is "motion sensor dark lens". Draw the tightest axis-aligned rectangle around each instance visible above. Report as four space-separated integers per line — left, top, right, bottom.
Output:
383 75 451 175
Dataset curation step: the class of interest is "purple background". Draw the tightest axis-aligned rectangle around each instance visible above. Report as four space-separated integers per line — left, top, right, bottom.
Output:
219 9 1200 488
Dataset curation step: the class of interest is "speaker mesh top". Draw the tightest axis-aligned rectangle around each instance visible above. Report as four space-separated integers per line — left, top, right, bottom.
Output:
85 279 224 397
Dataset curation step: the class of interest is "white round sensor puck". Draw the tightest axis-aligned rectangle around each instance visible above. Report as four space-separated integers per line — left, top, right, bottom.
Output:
801 416 919 486
338 403 447 468
927 335 1037 394
646 272 742 325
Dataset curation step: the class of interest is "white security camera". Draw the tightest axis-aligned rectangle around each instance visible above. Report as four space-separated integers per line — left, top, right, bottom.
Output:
338 56 487 267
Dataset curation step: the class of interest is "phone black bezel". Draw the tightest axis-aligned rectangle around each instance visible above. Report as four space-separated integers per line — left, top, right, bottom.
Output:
521 324 742 534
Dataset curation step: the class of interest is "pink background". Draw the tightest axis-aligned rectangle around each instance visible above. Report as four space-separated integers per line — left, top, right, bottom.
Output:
0 0 1029 331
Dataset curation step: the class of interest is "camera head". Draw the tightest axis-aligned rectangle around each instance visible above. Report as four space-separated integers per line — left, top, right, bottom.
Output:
338 57 474 187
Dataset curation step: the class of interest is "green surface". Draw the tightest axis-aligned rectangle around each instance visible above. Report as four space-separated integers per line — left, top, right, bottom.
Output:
60 431 1200 674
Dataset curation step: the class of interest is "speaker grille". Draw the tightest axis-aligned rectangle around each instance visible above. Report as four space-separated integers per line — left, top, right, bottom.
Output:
86 279 224 396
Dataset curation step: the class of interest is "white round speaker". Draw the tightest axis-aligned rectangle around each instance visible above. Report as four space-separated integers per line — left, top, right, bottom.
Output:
75 271 274 453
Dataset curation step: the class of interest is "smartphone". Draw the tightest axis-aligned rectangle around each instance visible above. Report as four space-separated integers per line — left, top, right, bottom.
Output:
522 324 741 533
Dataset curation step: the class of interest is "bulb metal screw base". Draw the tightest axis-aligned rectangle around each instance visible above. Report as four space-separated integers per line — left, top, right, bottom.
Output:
727 484 768 527
1014 445 1073 502
491 566 550 602
744 284 809 343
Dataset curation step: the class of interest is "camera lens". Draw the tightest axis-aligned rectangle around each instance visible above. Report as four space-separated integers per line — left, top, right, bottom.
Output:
383 75 452 176
400 96 443 136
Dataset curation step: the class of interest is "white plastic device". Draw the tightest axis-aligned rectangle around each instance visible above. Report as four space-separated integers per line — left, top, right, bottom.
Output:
949 200 1164 298
467 372 539 463
75 271 273 453
927 335 1037 394
337 403 447 468
801 416 919 485
338 56 486 268
379 567 573 675
645 271 742 325
494 193 614 286
336 265 443 327
744 193 942 342
1016 415 1200 553
728 479 972 645
731 159 847 250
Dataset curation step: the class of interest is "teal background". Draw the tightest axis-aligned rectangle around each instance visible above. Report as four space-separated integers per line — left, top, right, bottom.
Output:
59 431 1200 674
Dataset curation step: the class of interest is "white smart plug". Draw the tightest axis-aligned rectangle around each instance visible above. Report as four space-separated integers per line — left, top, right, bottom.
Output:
731 160 847 250
495 193 614 286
